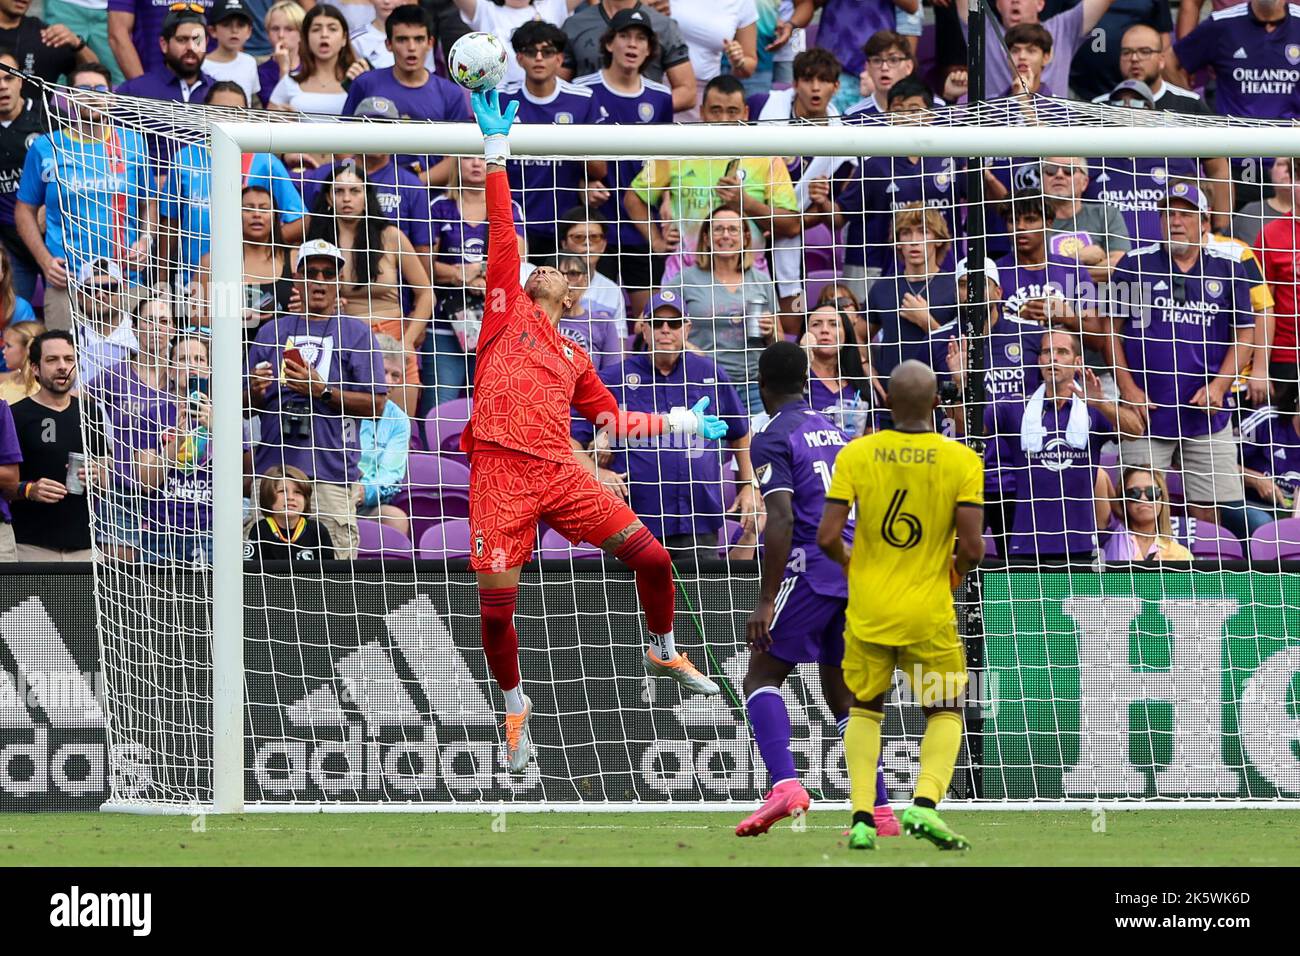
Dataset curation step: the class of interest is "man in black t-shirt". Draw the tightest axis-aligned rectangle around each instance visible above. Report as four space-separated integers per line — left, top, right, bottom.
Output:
0 0 97 90
9 330 108 560
0 50 45 301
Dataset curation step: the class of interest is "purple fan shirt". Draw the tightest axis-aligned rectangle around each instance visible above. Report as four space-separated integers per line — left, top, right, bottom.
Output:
340 69 471 171
807 377 877 438
750 400 852 598
557 306 623 369
498 80 599 243
867 271 960 379
930 314 1046 494
1112 243 1255 440
1241 406 1300 498
1086 156 1201 246
570 350 748 541
995 254 1093 321
574 71 673 251
983 156 1044 260
839 155 965 271
429 192 524 266
816 0 898 78
962 4 1086 100
986 398 1114 558
0 399 19 523
245 313 387 484
301 158 433 248
1174 5 1300 119
108 0 207 75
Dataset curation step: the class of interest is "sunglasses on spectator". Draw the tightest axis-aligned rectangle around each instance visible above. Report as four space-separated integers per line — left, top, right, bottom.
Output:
651 318 684 329
75 84 110 93
518 45 560 58
1041 163 1079 177
1125 485 1163 502
169 2 205 12
304 266 338 279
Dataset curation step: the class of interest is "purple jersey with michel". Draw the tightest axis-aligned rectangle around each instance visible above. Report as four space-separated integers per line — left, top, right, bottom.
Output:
301 159 432 248
340 70 471 170
498 80 599 240
751 401 852 599
1086 157 1200 246
987 398 1114 557
1239 405 1300 499
574 71 673 251
995 254 1093 321
0 399 19 523
1173 5 1300 120
1112 242 1255 441
429 192 524 267
840 155 965 272
558 307 623 368
245 313 387 484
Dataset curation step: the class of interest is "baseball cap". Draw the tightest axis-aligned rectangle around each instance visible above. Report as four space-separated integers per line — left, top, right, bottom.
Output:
207 0 252 25
295 239 346 269
77 257 124 284
162 4 206 35
609 7 656 35
352 96 399 120
644 287 684 318
1164 180 1210 214
1107 78 1155 109
955 257 1000 289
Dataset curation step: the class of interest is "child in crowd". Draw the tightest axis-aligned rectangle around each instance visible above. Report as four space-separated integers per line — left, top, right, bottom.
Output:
203 0 262 107
247 465 337 561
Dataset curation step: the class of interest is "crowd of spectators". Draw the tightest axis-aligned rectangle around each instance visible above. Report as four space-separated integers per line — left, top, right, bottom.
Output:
0 0 1299 567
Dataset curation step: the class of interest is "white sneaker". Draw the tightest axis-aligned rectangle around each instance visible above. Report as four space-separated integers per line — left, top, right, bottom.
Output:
643 649 720 695
503 696 533 773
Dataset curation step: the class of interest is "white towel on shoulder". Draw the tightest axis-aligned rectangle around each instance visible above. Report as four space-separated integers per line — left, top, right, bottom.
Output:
1021 384 1090 453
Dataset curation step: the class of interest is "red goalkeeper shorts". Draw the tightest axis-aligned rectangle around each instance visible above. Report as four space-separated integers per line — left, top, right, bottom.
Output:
468 450 636 572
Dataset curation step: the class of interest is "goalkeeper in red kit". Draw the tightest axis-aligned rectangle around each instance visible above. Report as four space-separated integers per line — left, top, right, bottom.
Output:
465 89 728 773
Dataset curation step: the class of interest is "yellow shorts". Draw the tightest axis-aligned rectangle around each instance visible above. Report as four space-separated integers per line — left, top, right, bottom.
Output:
842 624 968 706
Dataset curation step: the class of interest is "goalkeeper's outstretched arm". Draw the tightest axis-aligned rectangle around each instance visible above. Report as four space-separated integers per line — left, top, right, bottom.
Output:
472 89 524 316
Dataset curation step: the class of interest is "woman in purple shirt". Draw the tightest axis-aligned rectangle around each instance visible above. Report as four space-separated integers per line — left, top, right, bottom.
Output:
422 155 525 409
801 304 875 437
1103 467 1192 564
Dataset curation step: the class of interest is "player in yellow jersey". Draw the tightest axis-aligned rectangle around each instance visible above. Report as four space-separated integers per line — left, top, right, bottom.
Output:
816 360 986 851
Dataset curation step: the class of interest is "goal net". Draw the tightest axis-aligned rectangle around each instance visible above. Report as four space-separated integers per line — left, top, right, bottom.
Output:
36 82 1300 811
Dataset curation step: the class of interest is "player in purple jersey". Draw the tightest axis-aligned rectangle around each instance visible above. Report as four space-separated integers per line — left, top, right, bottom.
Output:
739 342 898 838
499 21 602 261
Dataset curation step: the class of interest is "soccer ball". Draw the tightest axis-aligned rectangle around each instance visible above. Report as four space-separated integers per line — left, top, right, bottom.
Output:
448 31 509 92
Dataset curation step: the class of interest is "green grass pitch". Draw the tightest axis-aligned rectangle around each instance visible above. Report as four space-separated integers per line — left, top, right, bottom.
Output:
3 810 1300 866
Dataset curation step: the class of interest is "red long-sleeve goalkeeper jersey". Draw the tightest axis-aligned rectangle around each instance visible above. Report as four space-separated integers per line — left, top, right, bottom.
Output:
460 168 621 463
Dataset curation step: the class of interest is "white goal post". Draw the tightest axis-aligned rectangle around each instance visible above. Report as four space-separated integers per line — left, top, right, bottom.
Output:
140 110 1300 815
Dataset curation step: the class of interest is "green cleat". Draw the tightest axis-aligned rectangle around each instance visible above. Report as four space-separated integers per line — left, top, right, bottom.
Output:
901 805 970 850
847 821 877 850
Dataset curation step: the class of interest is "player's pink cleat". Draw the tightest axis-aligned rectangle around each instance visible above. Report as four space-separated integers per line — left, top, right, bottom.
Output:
735 779 810 837
873 803 901 837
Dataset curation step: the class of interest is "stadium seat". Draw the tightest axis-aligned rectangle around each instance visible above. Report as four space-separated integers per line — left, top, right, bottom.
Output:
1177 519 1244 560
805 269 841 311
1249 518 1300 561
405 452 471 491
392 489 471 546
418 519 473 559
983 535 998 557
803 224 837 275
421 398 473 462
538 528 603 559
1165 471 1185 502
356 519 415 560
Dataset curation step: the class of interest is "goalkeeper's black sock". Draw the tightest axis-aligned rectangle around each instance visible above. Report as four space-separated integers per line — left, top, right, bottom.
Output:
913 797 937 809
852 810 875 829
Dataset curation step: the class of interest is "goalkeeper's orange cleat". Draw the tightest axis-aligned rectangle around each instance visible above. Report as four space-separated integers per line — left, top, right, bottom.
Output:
502 696 533 774
643 649 720 695
736 779 810 837
873 803 901 837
